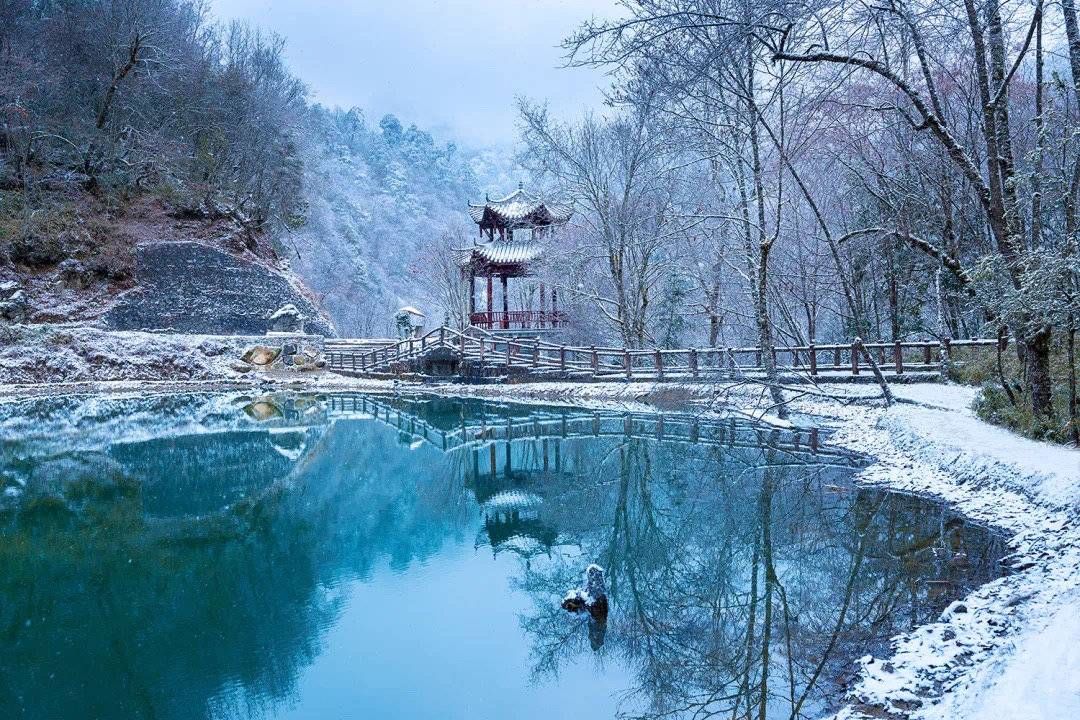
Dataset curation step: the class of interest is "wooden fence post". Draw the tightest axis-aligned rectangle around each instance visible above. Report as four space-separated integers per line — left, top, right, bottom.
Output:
923 343 932 365
894 340 903 375
851 341 860 375
624 350 632 379
833 346 841 367
506 339 512 367
591 346 598 373
654 349 664 379
532 340 540 369
808 343 817 376
559 346 566 371
439 326 445 345
690 348 699 379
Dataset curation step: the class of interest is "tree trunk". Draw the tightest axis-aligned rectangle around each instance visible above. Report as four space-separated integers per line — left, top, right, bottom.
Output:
743 27 787 419
1025 328 1053 419
1069 321 1078 445
997 327 1017 407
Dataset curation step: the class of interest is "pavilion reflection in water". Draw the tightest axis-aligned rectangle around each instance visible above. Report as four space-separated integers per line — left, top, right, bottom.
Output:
324 393 855 559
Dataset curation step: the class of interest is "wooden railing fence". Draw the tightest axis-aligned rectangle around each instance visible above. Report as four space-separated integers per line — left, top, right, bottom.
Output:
324 326 1001 380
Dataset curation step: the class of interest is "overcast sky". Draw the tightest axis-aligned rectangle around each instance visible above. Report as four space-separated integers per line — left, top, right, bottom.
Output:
211 0 618 148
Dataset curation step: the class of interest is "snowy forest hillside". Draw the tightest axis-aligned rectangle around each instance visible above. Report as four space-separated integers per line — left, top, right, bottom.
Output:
288 108 505 337
0 0 507 337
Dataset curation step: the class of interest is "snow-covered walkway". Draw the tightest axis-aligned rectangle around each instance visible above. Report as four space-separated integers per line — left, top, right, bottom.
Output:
802 384 1080 720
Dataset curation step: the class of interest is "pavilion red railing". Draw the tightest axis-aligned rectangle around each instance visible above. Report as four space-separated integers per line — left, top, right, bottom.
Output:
469 310 567 330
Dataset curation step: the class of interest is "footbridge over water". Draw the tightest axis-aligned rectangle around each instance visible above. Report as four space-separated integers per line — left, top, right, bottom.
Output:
324 326 1002 383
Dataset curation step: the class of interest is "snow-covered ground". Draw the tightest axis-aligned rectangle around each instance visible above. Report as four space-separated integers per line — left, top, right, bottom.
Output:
788 384 1077 720
0 325 396 396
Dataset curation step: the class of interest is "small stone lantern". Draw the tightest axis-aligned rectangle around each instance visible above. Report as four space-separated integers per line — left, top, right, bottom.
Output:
395 306 426 339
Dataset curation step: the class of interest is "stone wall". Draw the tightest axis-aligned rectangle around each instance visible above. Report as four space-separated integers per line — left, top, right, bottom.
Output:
102 242 335 336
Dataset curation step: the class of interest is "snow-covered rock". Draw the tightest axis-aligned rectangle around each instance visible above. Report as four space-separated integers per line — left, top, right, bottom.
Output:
0 279 28 322
102 242 335 336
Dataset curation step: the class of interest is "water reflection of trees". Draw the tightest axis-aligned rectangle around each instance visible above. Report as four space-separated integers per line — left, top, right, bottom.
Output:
517 434 1005 720
0 408 472 720
0 394 1005 720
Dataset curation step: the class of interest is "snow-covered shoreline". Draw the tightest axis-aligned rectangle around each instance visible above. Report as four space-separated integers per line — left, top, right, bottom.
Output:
797 385 1079 720
1 362 1076 719
425 380 1080 720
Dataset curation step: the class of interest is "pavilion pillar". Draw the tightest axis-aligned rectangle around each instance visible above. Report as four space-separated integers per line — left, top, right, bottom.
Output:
486 275 493 327
501 275 509 329
539 282 546 328
468 271 476 316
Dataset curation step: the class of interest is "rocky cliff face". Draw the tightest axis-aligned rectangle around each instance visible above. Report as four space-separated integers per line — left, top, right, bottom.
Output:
102 242 335 336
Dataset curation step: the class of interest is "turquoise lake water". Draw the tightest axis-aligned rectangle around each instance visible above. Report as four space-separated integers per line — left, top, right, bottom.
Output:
0 392 1007 720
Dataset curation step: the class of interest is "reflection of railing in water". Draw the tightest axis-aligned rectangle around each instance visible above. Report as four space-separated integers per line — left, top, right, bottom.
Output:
323 394 856 462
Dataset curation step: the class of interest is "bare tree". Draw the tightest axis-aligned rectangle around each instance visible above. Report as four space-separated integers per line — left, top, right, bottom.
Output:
519 100 681 347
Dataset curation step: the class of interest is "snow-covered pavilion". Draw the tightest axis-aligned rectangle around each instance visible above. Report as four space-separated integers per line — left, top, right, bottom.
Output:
461 183 572 332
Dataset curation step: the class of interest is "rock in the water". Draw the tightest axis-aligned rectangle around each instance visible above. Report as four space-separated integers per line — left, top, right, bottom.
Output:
243 400 283 421
585 563 607 599
102 241 335 336
562 564 609 621
562 589 590 612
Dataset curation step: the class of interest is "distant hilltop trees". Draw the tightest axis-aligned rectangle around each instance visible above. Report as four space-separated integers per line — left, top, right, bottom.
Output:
0 1 492 337
1 0 306 232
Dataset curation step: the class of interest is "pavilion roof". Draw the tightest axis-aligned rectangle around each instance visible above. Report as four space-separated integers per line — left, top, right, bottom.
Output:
468 184 572 228
471 241 544 265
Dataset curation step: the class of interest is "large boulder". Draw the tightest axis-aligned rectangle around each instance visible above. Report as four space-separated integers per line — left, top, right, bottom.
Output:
0 280 28 323
269 303 305 334
102 242 335 336
242 346 281 366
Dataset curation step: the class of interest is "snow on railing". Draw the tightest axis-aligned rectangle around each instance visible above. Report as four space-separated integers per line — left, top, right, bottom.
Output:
324 326 1003 380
